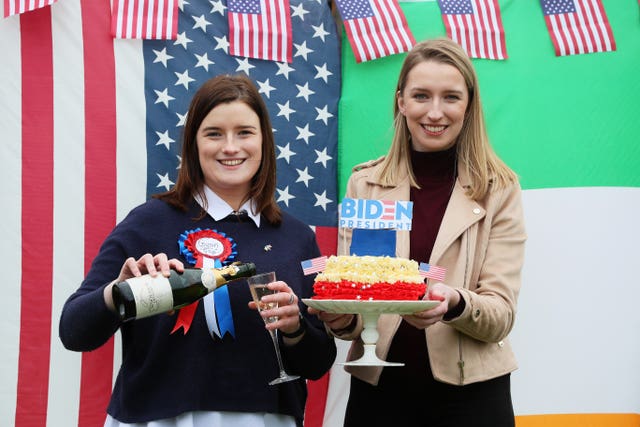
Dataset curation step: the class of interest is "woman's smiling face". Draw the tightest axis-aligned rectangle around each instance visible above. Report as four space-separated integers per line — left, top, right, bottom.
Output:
196 100 262 202
397 60 469 152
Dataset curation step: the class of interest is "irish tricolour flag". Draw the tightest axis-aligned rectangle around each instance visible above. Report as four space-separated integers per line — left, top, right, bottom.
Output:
325 2 639 426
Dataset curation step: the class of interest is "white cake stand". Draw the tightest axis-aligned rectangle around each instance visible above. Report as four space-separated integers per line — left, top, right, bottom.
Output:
302 299 439 366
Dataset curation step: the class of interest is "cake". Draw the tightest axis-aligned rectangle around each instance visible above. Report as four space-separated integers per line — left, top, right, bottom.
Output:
312 255 426 301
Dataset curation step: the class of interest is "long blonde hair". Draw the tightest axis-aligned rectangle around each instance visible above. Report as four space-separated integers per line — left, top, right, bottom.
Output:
377 38 517 200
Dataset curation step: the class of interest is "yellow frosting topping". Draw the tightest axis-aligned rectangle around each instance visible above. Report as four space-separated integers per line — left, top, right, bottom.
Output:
314 255 423 284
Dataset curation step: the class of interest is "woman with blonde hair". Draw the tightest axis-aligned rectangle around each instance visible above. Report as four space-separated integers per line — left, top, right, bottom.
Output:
311 38 526 426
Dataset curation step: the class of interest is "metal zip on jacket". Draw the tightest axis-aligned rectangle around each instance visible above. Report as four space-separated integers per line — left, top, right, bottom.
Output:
457 333 465 384
458 229 471 385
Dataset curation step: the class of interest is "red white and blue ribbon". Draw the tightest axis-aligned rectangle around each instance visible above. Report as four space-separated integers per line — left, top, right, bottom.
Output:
173 228 237 338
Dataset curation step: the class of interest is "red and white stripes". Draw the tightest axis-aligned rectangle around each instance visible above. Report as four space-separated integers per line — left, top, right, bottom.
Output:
441 0 507 60
1 0 146 424
111 0 178 39
341 0 415 63
543 0 615 56
3 0 58 18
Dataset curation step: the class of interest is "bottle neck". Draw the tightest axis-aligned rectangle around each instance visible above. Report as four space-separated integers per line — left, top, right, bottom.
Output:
212 262 256 286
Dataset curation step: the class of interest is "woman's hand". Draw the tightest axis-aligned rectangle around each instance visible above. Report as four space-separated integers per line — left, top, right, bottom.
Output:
104 253 184 311
308 307 356 335
116 253 184 282
248 280 303 337
402 282 460 329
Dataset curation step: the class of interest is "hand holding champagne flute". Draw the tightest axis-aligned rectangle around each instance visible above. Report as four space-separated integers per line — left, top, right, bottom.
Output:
248 272 300 385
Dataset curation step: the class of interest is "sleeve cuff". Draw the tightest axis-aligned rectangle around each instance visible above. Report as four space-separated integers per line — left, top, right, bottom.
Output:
443 290 465 321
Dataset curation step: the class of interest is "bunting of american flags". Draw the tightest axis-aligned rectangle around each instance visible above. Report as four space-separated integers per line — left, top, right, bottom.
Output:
110 0 179 39
437 0 507 60
333 0 415 63
540 0 616 56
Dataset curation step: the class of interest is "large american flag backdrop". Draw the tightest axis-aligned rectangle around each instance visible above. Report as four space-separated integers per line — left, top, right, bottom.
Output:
0 0 339 425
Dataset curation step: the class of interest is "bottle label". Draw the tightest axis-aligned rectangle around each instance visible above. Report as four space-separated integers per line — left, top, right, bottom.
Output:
201 270 218 291
126 275 174 319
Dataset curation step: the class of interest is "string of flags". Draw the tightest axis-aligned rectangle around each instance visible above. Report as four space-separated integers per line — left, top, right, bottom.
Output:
3 0 622 59
334 0 617 60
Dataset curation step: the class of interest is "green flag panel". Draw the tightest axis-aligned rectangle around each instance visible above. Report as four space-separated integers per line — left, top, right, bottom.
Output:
338 0 640 197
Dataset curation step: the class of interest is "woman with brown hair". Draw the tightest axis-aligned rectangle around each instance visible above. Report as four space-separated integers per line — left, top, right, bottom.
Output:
60 74 336 427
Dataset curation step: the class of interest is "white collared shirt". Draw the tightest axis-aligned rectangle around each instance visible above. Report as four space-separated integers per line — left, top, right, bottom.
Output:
196 185 261 227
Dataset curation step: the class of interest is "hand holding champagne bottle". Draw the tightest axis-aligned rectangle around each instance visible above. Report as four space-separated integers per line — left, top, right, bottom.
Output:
112 261 256 321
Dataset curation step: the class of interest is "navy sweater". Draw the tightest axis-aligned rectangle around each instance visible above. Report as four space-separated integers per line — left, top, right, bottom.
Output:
59 198 337 424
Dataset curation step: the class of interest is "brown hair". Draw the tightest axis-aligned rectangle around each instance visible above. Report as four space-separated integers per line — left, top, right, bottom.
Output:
377 38 517 200
155 74 281 224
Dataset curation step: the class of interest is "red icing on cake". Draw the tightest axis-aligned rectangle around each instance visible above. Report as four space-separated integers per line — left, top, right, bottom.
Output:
312 280 426 300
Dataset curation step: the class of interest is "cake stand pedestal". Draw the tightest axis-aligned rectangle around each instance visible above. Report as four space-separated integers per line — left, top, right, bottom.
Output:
344 311 403 366
301 299 439 367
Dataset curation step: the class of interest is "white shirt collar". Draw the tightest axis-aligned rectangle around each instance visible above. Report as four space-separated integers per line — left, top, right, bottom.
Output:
195 186 261 227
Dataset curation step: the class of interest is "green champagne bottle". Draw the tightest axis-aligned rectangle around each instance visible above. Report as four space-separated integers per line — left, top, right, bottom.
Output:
112 261 256 321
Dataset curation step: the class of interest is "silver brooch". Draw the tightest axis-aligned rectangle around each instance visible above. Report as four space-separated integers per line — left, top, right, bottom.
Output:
263 244 272 252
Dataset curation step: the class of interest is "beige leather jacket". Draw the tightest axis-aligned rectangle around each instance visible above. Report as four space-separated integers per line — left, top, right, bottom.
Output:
334 156 527 386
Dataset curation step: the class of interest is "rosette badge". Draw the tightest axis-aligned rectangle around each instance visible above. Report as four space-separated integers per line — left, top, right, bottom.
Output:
173 228 248 338
179 228 237 267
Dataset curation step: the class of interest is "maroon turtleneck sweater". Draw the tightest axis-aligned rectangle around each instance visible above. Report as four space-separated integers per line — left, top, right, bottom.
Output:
409 145 458 263
380 145 457 385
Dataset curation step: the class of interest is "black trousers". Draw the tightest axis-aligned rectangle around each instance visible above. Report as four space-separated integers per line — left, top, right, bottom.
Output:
344 373 514 427
343 324 515 427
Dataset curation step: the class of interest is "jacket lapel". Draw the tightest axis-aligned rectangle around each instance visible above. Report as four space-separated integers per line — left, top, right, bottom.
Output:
431 173 484 264
359 160 485 263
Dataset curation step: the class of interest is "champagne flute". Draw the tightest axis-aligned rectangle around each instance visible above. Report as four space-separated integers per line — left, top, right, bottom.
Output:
248 272 300 385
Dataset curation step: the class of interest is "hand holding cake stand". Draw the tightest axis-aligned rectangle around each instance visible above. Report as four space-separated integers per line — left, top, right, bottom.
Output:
302 299 439 366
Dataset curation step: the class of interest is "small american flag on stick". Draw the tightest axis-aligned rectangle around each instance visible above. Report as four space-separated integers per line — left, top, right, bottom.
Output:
301 256 328 275
419 262 447 282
